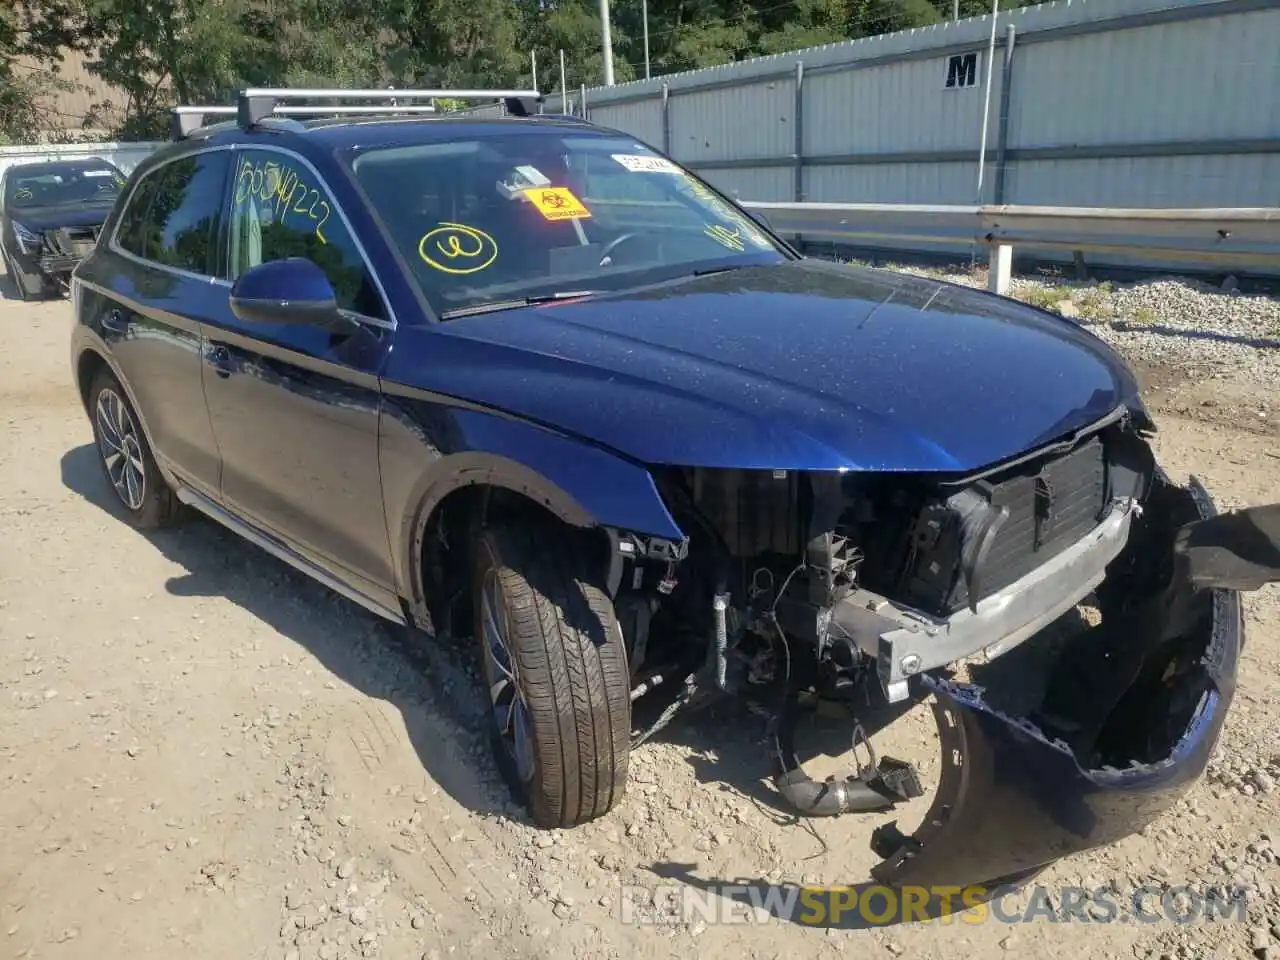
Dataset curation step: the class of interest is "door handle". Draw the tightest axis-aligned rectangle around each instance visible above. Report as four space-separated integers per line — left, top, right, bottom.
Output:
102 308 127 333
204 344 237 378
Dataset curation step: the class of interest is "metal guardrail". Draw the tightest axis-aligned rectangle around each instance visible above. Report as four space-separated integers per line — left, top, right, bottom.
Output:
740 202 1280 294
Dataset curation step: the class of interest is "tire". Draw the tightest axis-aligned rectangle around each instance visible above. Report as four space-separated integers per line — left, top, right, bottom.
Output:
474 521 631 828
87 368 182 529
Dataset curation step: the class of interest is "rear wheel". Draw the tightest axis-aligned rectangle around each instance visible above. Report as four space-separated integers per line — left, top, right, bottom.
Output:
88 369 182 529
473 521 631 827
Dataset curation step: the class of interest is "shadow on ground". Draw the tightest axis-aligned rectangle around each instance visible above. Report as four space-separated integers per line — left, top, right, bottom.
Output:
61 440 949 925
60 442 514 821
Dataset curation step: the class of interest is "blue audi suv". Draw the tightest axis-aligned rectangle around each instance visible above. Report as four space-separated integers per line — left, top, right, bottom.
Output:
69 88 1276 895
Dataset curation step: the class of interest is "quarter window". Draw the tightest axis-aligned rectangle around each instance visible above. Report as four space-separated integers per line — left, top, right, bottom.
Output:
226 150 384 320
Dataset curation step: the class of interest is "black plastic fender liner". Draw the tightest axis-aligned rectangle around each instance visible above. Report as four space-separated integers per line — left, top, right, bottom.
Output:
771 690 924 817
1174 503 1280 592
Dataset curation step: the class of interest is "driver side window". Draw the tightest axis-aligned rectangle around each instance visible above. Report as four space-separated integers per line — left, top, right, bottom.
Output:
226 150 385 320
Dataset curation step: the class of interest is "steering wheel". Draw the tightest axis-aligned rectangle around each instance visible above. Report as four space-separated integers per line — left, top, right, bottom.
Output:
598 232 643 267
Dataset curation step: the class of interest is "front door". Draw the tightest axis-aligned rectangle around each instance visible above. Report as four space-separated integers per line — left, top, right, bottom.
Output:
201 147 397 610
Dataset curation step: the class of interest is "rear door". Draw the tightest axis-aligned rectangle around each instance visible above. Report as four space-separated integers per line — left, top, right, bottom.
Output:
79 149 231 500
201 145 398 613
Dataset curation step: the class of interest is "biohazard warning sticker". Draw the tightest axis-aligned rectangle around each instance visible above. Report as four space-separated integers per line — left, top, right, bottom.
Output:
522 186 592 221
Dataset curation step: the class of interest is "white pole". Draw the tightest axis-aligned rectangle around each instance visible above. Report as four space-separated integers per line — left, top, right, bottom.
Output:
559 49 568 111
975 0 999 203
642 0 651 80
531 51 538 91
599 0 616 85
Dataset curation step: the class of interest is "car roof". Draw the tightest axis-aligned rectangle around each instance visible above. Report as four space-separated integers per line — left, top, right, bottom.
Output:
298 116 611 150
178 115 620 156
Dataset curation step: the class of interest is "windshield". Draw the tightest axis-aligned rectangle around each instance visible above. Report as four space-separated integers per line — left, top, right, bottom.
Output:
349 132 787 317
4 160 126 210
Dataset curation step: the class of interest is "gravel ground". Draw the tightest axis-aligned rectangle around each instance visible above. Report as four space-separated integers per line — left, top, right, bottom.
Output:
882 263 1280 387
2 267 1278 960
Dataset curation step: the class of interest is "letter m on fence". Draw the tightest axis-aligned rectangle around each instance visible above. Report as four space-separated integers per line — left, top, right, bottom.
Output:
946 52 979 89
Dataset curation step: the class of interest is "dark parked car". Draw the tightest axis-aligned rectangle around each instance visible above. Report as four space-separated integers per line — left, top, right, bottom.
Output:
2 157 126 299
69 88 1278 894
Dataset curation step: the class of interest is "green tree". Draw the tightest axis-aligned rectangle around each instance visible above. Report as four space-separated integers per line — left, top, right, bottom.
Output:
0 3 78 143
11 0 1044 143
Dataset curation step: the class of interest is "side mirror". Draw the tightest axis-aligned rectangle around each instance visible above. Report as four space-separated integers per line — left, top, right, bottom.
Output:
229 258 353 332
746 209 774 232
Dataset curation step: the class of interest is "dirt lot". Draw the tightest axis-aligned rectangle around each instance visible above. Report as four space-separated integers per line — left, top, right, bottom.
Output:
2 273 1278 960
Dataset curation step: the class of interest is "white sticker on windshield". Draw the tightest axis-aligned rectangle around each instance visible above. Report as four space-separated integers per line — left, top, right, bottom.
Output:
83 170 114 177
611 154 680 174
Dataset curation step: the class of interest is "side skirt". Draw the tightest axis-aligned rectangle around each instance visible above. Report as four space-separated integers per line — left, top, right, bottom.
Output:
175 485 407 627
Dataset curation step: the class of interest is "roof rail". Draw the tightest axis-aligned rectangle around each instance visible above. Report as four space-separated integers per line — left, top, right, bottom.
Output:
534 113 593 125
238 87 542 128
170 86 544 140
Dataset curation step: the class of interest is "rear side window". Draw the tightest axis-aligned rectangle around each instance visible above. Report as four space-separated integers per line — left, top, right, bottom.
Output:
115 172 163 258
145 153 230 275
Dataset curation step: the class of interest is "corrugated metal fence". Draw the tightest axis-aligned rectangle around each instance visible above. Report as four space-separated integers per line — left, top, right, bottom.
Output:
563 0 1279 213
6 0 1276 269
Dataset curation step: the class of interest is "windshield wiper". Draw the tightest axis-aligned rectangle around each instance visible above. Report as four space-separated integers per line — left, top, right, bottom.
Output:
691 264 751 278
440 291 598 320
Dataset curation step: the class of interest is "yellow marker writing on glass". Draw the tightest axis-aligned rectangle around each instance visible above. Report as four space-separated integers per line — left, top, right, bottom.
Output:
235 159 328 243
419 222 499 275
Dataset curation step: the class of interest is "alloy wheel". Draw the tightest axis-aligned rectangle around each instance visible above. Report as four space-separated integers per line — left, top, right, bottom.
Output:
95 387 147 511
480 571 536 782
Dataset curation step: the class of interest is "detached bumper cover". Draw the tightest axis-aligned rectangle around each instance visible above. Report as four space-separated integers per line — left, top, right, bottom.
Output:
871 478 1244 889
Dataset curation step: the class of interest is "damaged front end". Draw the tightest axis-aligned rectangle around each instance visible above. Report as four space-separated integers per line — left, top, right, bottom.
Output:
613 404 1279 887
874 479 1277 888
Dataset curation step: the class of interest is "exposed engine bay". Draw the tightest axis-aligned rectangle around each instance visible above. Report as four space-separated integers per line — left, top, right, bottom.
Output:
605 405 1277 853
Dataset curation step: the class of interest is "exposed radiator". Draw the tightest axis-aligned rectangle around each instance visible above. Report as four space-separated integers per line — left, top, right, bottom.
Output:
898 436 1109 616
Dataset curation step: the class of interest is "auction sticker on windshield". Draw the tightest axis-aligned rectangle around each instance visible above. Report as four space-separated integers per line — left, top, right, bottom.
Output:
612 154 680 174
523 186 592 221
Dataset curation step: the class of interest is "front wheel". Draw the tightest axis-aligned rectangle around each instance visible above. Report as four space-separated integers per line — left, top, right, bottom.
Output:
474 521 631 828
88 369 182 529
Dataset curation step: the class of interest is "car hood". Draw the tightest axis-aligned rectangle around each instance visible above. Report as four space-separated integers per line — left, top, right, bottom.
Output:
7 203 113 231
422 260 1143 472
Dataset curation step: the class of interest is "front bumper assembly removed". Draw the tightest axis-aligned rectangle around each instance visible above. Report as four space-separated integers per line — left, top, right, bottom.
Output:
870 480 1276 890
655 476 1277 893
